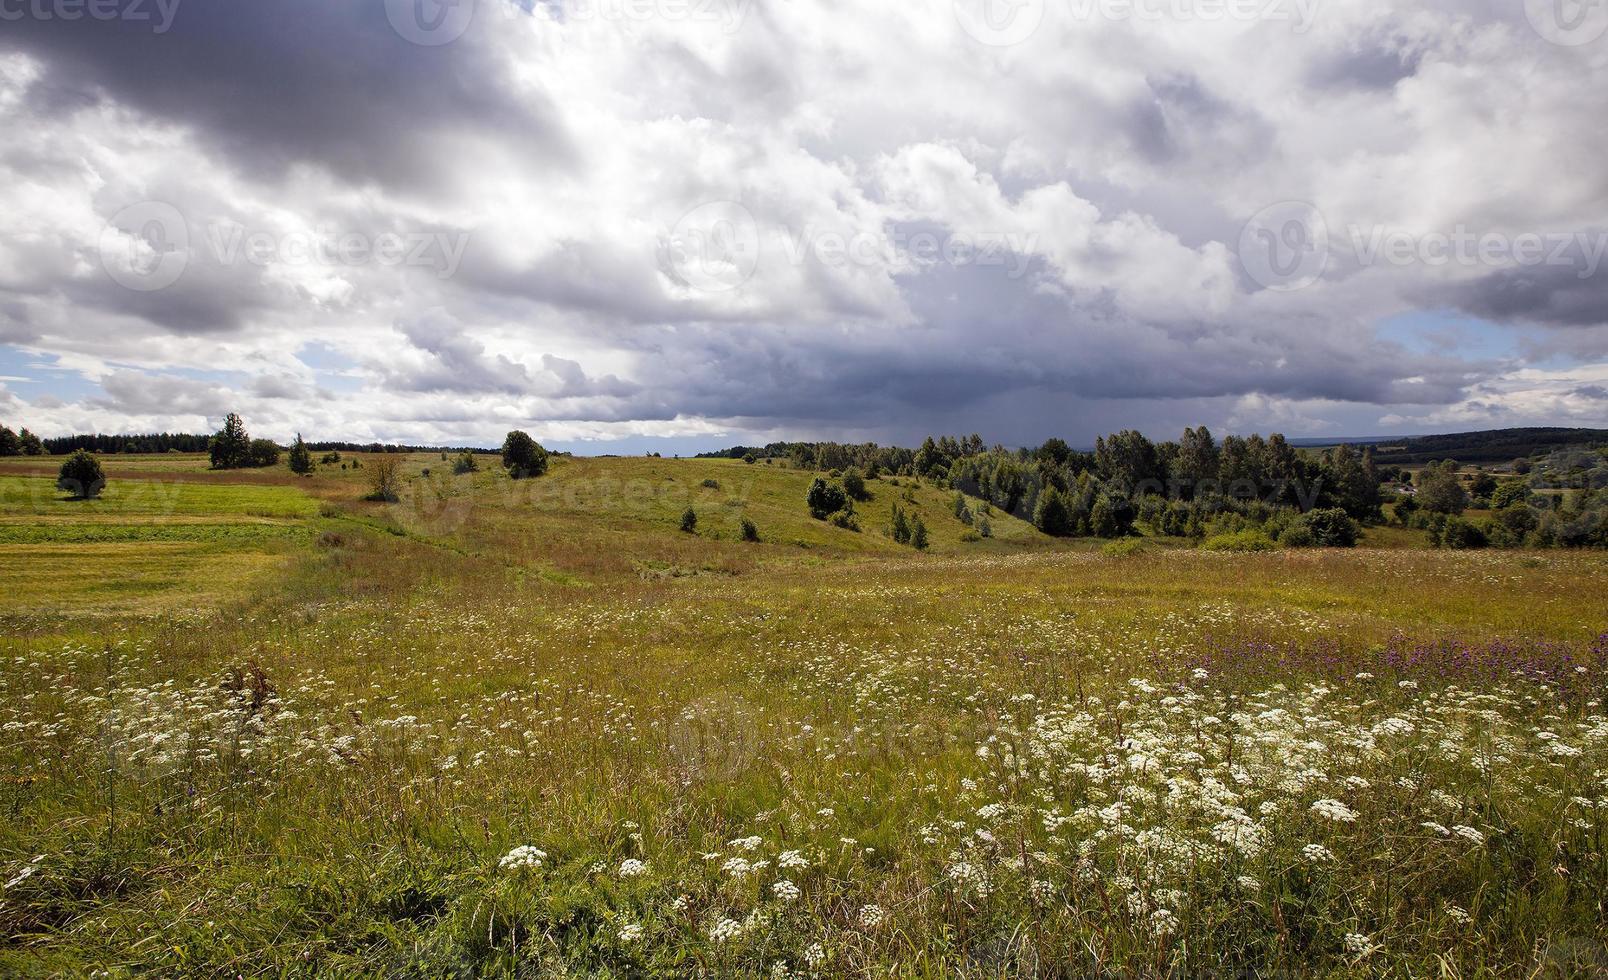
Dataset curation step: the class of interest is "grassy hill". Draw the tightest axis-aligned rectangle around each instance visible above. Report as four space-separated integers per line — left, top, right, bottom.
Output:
2 450 1607 977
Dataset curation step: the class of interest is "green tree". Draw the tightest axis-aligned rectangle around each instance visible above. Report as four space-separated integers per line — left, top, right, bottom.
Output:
806 477 847 518
1033 486 1072 536
1320 445 1381 519
952 491 973 525
1094 430 1162 495
17 428 43 455
680 507 698 533
1173 426 1220 496
0 426 18 456
288 434 313 475
1469 471 1498 500
57 450 106 499
1491 481 1530 509
209 413 251 470
842 467 869 501
501 430 549 479
1417 462 1468 515
890 504 912 544
248 439 281 468
1090 494 1134 538
911 517 928 550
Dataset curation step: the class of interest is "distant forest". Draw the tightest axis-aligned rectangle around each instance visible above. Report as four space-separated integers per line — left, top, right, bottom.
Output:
32 432 493 456
1367 427 1608 465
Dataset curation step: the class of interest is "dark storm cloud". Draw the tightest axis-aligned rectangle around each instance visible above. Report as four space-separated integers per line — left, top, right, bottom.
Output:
0 0 570 189
1431 257 1608 329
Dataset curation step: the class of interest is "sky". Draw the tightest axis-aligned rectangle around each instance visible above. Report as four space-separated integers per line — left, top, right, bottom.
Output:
0 0 1606 454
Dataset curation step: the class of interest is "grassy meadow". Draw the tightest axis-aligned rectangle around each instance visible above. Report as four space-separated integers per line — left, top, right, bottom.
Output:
1 452 1606 977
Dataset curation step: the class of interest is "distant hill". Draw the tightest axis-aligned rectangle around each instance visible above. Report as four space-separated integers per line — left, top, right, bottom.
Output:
1365 427 1608 465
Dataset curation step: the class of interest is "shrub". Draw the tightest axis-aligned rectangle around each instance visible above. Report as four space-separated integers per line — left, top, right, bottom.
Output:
1278 524 1315 548
1436 516 1487 549
911 517 929 550
960 529 981 542
976 515 992 538
248 438 281 468
320 451 342 465
1202 529 1278 552
680 507 698 533
842 468 868 501
56 450 106 499
1102 538 1145 557
806 477 848 519
740 517 759 542
1294 507 1359 547
831 509 861 532
501 430 549 479
701 478 720 490
364 455 402 502
453 452 479 475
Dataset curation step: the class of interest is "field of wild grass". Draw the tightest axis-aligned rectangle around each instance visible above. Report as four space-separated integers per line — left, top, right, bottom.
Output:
1 454 1606 977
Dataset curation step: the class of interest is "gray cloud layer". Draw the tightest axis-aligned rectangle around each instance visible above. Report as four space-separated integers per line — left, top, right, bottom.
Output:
0 0 1605 447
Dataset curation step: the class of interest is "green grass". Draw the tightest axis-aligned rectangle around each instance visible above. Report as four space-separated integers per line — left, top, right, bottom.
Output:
0 475 319 519
0 455 1604 977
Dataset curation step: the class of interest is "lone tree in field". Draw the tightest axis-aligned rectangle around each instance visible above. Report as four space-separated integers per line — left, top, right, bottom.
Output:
501 430 549 479
680 507 698 533
364 455 402 502
288 434 313 474
209 413 252 469
57 449 106 500
806 477 847 519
